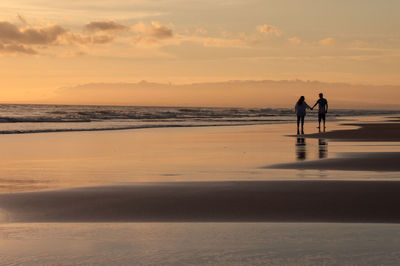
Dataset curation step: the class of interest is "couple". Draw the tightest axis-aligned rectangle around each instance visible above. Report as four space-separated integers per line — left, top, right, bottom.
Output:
295 93 328 135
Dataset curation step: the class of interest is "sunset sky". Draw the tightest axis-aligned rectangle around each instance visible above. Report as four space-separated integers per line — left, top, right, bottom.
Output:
1 0 399 106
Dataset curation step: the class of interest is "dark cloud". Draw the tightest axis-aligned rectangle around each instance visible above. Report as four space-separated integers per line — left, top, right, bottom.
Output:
0 20 120 55
0 22 23 42
0 43 37 55
84 21 127 32
0 21 66 45
22 25 66 44
0 20 171 55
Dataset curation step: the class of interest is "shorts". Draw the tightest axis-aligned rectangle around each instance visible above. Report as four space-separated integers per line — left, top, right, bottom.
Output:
318 113 326 121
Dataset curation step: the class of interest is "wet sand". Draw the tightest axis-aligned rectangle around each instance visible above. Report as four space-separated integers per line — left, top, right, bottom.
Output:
1 120 399 224
273 121 400 171
267 152 400 171
2 181 400 223
304 122 400 141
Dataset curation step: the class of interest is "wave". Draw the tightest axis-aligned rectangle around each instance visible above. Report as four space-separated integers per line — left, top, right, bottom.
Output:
0 123 266 134
0 104 399 134
0 117 91 123
0 104 399 123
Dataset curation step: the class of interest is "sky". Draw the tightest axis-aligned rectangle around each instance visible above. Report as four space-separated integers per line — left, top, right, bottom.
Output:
0 0 399 106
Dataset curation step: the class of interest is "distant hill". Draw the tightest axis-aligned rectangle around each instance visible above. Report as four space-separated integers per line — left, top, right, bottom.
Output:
50 79 400 109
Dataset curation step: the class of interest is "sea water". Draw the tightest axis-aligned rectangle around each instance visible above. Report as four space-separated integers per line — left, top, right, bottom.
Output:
0 104 398 134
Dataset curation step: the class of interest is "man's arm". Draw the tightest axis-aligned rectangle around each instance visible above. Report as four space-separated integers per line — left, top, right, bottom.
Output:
325 101 328 113
311 101 318 109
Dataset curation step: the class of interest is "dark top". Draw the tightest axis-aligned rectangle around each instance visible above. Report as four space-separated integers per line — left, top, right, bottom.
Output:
316 98 328 114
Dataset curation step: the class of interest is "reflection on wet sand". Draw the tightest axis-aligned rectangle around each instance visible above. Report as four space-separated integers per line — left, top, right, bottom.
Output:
318 139 328 159
296 138 328 161
296 137 306 161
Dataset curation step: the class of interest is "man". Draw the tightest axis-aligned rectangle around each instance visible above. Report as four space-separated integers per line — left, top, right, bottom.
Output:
312 93 328 130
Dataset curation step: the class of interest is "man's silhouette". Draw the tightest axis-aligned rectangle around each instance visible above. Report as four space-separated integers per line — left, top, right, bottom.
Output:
312 93 328 130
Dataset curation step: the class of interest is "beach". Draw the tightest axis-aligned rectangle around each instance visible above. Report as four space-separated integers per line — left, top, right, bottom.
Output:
1 114 400 264
2 0 400 263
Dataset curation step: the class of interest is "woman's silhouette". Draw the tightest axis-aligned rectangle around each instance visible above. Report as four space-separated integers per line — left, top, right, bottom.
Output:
295 96 312 135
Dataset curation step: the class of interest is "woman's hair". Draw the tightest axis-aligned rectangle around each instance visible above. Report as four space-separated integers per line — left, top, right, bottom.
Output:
297 96 305 105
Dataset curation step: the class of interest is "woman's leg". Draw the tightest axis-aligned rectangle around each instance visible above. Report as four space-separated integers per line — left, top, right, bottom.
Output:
301 115 305 134
297 116 300 134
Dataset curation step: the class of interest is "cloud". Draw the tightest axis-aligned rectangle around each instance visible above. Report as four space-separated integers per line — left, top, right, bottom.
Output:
319 37 336 46
0 21 66 45
91 35 114 44
0 43 37 55
0 19 175 55
131 21 174 46
256 24 281 36
288 36 301 45
84 21 127 32
132 21 173 39
150 22 173 39
64 20 129 46
64 32 115 45
0 20 123 55
17 14 28 25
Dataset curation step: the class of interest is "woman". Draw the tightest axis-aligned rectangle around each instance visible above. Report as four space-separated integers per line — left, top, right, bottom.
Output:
295 96 312 135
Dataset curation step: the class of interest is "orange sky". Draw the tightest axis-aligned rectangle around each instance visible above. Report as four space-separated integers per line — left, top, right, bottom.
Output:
0 0 399 107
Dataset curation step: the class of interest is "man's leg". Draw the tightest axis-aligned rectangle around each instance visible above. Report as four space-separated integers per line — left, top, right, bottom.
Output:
318 113 322 129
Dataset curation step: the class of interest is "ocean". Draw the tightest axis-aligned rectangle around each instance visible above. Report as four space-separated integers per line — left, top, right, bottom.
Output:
0 104 398 134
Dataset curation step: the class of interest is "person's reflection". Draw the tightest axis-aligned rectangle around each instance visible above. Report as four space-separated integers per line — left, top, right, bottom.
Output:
318 138 328 159
295 137 307 161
